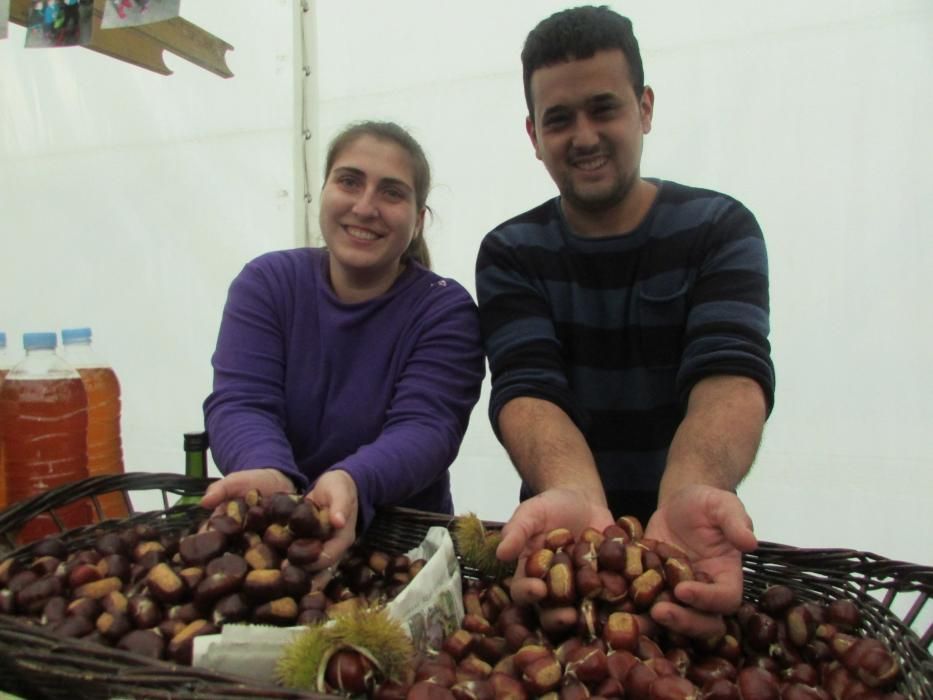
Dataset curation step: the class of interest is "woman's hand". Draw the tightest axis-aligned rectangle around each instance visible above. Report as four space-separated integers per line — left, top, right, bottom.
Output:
496 488 615 605
200 468 295 510
645 484 758 639
306 469 359 571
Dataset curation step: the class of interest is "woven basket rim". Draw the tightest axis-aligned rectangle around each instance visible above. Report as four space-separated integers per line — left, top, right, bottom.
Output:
1 475 932 699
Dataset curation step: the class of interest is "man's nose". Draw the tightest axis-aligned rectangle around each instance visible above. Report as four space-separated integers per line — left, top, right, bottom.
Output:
571 116 600 149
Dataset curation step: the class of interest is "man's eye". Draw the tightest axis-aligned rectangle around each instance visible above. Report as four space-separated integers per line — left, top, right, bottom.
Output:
591 104 618 118
544 114 570 128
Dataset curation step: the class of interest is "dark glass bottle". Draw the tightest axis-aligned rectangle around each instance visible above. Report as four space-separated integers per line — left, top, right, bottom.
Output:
178 431 209 505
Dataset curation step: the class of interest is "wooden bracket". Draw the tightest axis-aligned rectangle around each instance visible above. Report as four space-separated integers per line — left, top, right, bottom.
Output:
9 0 234 78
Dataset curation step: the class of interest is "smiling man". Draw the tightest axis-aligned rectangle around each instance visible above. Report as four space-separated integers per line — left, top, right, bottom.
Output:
476 6 775 637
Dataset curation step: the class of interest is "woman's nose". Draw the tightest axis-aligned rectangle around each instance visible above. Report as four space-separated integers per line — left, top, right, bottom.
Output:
351 189 379 218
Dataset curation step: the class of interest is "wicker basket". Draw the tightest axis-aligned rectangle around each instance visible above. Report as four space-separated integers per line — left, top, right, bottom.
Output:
1 475 932 699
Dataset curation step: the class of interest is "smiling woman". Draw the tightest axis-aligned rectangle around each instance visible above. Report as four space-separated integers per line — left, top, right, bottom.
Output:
320 131 427 303
201 121 485 569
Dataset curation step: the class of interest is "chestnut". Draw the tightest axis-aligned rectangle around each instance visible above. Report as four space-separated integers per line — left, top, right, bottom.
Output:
207 514 242 537
597 539 627 574
53 613 95 638
41 595 68 625
243 569 286 601
408 681 456 699
736 666 779 700
759 585 797 616
67 596 102 620
128 594 162 629
649 675 700 700
564 643 609 684
15 575 63 613
546 561 576 606
96 610 133 641
288 500 330 539
178 530 227 566
117 628 165 660
603 611 639 652
95 532 127 557
443 629 476 660
616 514 645 541
264 492 300 524
544 528 574 551
451 679 495 700
489 673 527 700
168 619 218 664
253 596 299 624
630 569 664 609
263 523 295 553
525 549 555 579
521 655 562 695
459 653 493 679
244 543 281 571
624 660 659 700
146 562 186 604
212 592 250 625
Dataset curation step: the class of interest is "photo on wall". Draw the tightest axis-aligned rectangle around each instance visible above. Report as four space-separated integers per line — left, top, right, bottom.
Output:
101 0 180 29
1 0 10 40
24 0 94 48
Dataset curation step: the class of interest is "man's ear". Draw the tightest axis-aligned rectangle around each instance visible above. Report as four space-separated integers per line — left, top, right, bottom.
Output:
526 115 542 161
640 86 655 135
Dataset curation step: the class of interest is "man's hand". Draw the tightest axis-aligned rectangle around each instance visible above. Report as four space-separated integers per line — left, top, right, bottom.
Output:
200 468 295 510
497 488 615 605
645 484 758 639
305 469 359 572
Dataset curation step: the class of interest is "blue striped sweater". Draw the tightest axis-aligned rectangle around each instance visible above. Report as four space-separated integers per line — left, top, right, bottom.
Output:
475 179 775 521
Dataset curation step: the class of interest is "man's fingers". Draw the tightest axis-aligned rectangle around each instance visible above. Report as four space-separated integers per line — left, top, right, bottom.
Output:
497 500 549 562
650 600 726 640
672 578 743 615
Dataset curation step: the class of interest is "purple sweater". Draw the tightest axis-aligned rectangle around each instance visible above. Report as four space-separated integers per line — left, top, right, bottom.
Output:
204 248 485 529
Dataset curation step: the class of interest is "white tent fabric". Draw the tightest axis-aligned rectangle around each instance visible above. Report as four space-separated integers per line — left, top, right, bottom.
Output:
1 2 931 579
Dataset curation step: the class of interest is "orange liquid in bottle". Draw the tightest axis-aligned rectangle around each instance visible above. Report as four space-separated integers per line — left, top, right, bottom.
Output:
78 366 128 518
0 375 92 543
0 367 7 509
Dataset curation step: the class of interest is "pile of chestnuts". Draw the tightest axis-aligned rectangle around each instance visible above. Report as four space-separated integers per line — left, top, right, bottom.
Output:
395 519 907 700
0 491 423 666
0 501 913 700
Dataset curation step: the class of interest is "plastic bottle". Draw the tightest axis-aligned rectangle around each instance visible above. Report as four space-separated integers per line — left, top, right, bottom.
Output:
0 331 13 509
0 332 92 542
61 327 128 519
177 431 209 506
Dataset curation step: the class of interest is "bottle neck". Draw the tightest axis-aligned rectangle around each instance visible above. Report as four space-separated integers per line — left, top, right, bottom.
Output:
11 347 80 379
185 448 207 480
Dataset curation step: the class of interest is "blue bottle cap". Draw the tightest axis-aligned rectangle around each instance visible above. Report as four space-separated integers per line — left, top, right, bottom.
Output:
0 331 6 348
62 327 92 344
23 332 58 350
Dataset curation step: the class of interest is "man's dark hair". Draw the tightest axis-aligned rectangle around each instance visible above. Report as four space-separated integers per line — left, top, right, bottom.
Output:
521 5 644 117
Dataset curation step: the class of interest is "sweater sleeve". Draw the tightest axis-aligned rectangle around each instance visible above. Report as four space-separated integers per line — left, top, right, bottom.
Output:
475 231 586 439
203 257 308 490
677 199 776 413
329 283 485 530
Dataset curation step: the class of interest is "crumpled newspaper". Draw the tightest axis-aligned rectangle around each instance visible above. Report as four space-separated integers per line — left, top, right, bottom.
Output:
192 526 464 683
